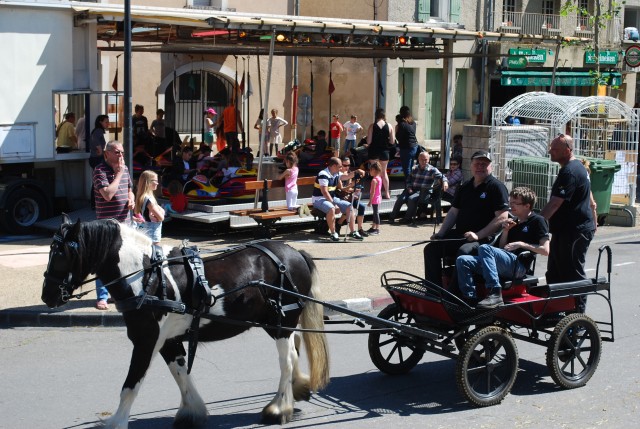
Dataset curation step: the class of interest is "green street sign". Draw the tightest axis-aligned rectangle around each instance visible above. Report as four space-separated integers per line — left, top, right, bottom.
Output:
507 56 528 69
507 48 547 63
585 50 619 65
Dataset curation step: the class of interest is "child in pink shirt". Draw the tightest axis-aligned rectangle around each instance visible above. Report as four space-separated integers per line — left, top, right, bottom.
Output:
278 152 300 212
367 161 383 234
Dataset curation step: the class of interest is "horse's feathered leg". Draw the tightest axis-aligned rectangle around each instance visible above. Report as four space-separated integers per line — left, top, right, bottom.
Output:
262 335 296 424
103 314 160 429
292 333 311 401
160 339 208 428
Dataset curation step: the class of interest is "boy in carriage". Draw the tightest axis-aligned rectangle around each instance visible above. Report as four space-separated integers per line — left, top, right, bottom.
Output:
456 187 550 308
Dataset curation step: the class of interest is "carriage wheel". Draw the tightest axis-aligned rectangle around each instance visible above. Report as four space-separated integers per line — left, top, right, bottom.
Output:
546 313 602 389
456 326 518 407
368 304 425 375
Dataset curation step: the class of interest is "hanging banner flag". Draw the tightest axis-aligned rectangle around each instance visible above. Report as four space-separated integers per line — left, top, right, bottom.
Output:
244 76 253 99
112 69 118 91
328 77 335 95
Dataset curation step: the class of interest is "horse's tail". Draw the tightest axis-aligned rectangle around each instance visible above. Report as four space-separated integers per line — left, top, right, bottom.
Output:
299 250 330 392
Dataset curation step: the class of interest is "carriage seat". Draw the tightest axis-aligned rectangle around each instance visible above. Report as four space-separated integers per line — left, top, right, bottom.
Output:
528 278 603 298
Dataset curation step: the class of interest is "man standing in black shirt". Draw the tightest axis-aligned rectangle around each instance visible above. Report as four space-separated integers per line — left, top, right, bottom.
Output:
541 134 595 298
423 150 509 286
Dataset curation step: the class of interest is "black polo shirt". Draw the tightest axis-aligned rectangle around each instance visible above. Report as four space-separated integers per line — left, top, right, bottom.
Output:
506 213 549 254
549 159 593 234
453 174 509 233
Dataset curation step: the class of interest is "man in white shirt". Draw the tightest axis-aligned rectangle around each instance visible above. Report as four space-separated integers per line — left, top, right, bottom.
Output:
343 115 363 156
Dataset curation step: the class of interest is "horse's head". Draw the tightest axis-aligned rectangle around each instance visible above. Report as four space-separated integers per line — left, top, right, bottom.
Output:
41 214 83 308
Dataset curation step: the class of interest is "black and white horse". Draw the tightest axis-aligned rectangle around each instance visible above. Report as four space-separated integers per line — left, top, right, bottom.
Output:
41 216 329 428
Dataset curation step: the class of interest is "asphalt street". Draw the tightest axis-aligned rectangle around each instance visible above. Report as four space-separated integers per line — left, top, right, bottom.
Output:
0 227 638 428
0 219 639 325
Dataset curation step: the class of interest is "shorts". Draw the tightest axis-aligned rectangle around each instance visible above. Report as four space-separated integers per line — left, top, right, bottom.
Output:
368 148 390 161
139 221 162 243
331 137 341 154
204 131 214 144
269 134 283 145
313 197 351 215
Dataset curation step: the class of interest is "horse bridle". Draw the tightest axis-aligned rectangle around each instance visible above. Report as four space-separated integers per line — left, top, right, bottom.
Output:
43 229 92 302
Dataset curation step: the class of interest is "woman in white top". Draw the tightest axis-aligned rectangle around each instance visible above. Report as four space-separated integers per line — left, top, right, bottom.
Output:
267 108 288 156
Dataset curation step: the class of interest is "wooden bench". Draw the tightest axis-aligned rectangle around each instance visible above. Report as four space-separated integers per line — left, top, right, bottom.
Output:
230 176 318 237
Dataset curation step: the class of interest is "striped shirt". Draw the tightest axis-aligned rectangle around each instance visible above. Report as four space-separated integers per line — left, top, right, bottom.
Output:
93 163 132 222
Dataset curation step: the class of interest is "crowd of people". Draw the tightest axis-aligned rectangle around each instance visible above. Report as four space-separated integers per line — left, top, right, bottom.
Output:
84 97 595 315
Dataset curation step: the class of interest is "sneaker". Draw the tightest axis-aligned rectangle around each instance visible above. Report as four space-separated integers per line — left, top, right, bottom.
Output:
368 229 380 235
349 231 364 241
329 232 340 242
477 291 504 309
303 204 311 216
358 229 369 237
298 206 305 217
366 227 377 233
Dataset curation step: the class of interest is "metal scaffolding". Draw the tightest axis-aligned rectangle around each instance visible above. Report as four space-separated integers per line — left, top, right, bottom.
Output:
491 92 639 208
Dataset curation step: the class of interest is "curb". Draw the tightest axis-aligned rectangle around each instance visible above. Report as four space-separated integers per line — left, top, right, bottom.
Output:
0 296 394 328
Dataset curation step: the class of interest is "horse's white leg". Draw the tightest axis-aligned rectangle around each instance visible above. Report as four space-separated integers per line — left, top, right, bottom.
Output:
292 333 311 401
262 336 296 424
102 315 163 429
160 340 208 428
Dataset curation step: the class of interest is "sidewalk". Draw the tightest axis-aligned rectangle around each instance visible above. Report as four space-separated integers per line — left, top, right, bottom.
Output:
1 221 638 327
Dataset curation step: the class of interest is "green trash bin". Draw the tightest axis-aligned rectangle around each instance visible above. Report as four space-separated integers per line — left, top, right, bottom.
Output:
579 156 621 221
508 156 559 211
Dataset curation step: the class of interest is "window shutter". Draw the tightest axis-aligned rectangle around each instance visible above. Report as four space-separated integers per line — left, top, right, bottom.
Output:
450 0 461 23
418 0 431 22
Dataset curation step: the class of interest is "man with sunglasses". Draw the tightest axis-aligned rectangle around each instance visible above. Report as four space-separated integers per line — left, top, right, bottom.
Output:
541 134 595 312
92 140 135 309
457 187 549 308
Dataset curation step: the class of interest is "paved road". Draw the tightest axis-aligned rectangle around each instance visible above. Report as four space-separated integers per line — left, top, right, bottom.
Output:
0 237 638 428
1 221 638 315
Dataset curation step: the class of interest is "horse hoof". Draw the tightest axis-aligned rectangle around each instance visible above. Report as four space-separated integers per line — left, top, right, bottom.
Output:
293 378 311 401
262 405 293 425
174 409 207 429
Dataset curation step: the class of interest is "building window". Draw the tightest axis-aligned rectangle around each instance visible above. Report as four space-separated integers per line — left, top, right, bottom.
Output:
454 69 468 120
503 0 517 24
542 0 554 16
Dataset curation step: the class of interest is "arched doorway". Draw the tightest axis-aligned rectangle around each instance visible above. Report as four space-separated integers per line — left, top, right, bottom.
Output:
160 63 236 141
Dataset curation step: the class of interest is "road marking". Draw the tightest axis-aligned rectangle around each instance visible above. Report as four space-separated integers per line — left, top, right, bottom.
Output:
614 262 635 267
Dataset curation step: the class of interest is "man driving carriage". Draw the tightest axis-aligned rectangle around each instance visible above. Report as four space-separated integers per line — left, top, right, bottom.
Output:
456 187 550 308
423 151 509 288
388 151 447 224
312 157 363 242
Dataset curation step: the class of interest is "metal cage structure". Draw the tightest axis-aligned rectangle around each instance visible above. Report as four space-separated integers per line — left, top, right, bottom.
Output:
491 92 639 208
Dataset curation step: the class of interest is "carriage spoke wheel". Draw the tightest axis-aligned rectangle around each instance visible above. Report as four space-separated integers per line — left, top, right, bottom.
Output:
546 313 601 389
456 326 518 407
368 304 425 375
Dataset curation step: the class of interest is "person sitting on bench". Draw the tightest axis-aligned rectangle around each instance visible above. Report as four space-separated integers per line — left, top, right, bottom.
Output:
312 157 363 242
389 151 446 224
456 187 550 308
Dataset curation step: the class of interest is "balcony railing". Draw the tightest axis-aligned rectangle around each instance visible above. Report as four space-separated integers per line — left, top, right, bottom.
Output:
493 12 621 46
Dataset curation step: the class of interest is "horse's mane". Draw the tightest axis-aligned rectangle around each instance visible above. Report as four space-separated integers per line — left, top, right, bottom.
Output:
75 220 151 276
75 219 122 275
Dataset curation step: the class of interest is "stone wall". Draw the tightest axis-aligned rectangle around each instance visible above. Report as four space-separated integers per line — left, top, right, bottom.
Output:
461 125 492 177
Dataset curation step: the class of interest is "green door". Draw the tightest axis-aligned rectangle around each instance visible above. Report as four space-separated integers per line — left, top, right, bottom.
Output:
398 68 414 111
425 68 442 140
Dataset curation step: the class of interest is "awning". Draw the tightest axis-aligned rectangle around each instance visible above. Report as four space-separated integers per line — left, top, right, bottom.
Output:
501 70 622 87
59 1 593 58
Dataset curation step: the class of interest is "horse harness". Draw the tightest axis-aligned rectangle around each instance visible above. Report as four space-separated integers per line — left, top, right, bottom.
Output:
114 240 305 373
